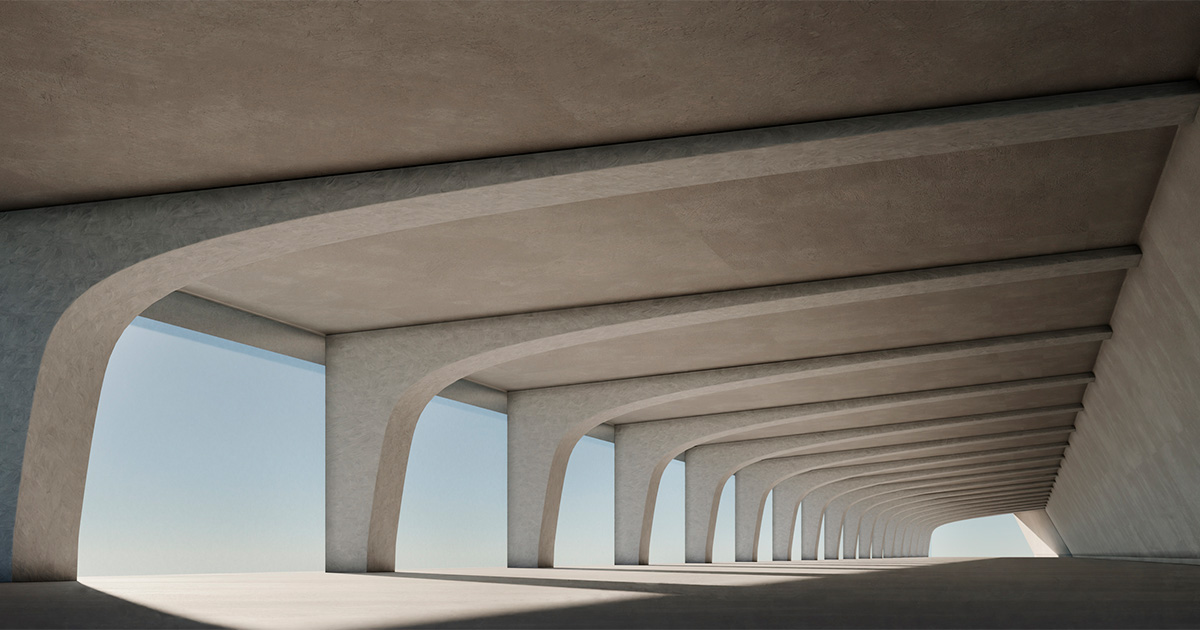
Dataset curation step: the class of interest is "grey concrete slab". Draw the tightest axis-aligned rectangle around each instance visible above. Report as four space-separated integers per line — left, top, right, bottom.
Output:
7 2 1200 212
189 129 1173 337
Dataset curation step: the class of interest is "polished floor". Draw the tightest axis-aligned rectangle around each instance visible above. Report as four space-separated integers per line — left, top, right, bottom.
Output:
2 558 1198 629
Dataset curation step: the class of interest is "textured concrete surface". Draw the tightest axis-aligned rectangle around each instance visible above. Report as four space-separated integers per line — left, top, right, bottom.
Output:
689 427 1072 562
6 2 1200 584
187 129 1172 335
831 460 1064 559
6 1 1200 212
7 83 1169 581
3 559 1199 629
1047 116 1200 560
322 251 1121 573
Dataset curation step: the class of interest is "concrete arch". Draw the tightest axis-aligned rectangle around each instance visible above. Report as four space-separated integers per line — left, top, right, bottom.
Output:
823 460 1063 559
766 454 1062 561
849 479 1055 559
5 82 1190 581
511 326 1105 565
613 378 1087 562
837 457 1065 558
765 443 1067 561
875 490 1052 557
892 494 1051 556
884 485 1054 557
684 415 1077 561
860 483 1051 558
898 496 1053 557
913 504 1044 557
796 473 1056 560
811 464 1061 560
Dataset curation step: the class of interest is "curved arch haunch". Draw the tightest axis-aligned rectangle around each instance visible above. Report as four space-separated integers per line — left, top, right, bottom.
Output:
12 125 816 581
8 82 1180 580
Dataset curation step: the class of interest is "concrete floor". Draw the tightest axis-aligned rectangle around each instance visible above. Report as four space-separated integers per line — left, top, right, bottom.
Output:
2 558 1198 629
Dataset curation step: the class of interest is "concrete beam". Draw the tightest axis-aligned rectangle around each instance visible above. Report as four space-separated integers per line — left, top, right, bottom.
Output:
683 403 1079 562
890 486 1055 557
617 389 1086 566
915 503 1049 556
697 427 1071 562
765 442 1067 561
838 457 1064 558
5 81 1184 580
505 326 1105 565
878 491 1052 557
817 466 1061 560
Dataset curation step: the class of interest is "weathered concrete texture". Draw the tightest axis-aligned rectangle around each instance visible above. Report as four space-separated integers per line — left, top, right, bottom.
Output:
7 1 1200 212
7 82 1179 581
1015 509 1072 557
818 469 1059 560
889 494 1051 556
482 271 1129 392
1047 118 1200 560
836 459 1064 559
689 426 1074 562
767 445 1066 561
190 129 1174 338
511 328 1099 566
851 481 1055 558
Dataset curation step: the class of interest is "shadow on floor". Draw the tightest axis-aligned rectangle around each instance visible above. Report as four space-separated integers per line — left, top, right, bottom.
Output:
0 580 226 629
375 558 1200 629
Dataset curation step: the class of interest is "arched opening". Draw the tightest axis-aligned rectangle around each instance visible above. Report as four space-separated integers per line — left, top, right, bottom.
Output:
394 397 506 569
78 318 324 576
649 459 686 564
929 515 1034 557
712 477 735 562
555 437 616 566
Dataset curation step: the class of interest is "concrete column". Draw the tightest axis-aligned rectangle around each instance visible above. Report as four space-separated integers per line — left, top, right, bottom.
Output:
860 472 1059 558
4 83 1189 582
611 330 1102 565
686 408 1075 562
603 329 1099 564
730 407 1069 562
833 458 1062 558
882 490 1050 556
892 490 1054 556
760 436 1068 561
825 467 1058 560
771 479 809 561
874 489 1049 557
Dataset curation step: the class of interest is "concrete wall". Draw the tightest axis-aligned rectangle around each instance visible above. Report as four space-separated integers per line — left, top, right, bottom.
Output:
1047 118 1200 560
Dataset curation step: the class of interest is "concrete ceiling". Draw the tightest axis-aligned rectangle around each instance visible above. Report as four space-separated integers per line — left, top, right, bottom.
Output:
9 1 1200 525
3 1 1200 212
616 343 1102 424
474 271 1124 391
184 130 1170 334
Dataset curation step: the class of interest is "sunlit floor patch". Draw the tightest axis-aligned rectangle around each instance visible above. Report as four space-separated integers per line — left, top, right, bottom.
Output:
0 558 1191 630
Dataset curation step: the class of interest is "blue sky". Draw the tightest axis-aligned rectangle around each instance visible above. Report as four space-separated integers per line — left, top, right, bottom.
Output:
78 319 1029 576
